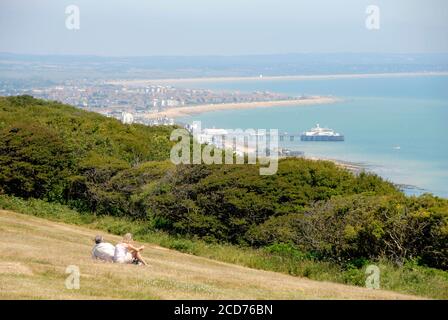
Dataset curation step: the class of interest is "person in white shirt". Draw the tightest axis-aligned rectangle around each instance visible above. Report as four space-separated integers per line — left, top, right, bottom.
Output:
114 233 148 266
91 235 115 262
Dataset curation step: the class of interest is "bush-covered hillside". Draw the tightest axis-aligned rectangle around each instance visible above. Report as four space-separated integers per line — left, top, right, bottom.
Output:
0 95 447 270
0 95 175 202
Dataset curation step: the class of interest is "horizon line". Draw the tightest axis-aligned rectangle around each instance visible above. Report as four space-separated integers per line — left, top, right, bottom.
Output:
2 51 448 59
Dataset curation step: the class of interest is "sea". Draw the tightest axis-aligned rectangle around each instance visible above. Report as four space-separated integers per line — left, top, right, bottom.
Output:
177 75 448 198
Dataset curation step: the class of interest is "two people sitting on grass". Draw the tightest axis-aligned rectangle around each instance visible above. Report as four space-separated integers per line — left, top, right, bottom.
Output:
92 233 148 266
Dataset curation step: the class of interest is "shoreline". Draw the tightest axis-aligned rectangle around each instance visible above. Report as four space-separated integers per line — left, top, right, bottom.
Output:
145 96 339 119
304 156 369 174
305 156 425 193
108 71 448 86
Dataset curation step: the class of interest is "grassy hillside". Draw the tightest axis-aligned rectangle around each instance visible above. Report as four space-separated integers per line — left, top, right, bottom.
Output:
2 196 448 299
0 95 447 291
0 209 423 299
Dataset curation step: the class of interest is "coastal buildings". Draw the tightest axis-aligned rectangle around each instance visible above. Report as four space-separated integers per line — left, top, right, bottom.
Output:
11 81 294 114
186 123 302 158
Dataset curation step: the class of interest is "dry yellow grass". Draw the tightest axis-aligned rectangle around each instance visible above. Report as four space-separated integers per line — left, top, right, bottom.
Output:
0 210 423 300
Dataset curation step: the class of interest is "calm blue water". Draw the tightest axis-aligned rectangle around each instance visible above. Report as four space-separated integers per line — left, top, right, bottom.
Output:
177 76 448 197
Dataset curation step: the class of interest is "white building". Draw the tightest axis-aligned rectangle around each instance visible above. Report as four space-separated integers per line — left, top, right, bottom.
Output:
166 99 180 107
195 128 228 147
121 112 134 124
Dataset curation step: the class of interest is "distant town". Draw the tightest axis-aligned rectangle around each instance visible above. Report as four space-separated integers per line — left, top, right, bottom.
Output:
0 79 299 126
0 78 311 157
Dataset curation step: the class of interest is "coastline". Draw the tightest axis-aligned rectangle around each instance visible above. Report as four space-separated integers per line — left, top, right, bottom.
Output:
145 96 339 119
108 71 448 86
305 156 425 194
304 156 368 174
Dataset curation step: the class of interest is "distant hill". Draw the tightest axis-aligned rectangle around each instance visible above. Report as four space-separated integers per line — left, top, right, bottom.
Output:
1 52 448 81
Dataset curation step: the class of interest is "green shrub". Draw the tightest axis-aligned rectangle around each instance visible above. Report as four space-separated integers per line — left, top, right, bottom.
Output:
264 243 312 260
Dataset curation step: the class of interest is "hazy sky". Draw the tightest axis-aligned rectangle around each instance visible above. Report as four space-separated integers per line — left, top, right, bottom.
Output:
0 0 447 56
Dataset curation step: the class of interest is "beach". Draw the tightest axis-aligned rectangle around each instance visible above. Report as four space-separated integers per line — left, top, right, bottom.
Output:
108 71 448 86
145 96 338 119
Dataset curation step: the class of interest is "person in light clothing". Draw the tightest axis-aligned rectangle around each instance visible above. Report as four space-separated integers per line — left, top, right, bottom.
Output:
114 233 148 266
91 235 115 262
